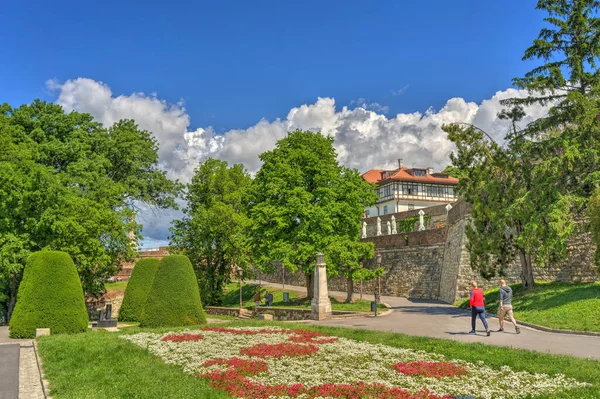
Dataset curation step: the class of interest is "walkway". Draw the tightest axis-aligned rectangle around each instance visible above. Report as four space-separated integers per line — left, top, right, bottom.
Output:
251 280 600 360
0 326 45 399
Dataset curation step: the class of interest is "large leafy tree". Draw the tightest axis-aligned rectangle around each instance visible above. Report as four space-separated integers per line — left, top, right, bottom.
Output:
446 0 600 287
250 130 376 298
324 168 378 303
169 158 252 305
0 101 180 323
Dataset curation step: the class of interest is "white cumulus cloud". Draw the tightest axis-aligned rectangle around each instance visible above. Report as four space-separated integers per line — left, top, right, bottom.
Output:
48 78 551 241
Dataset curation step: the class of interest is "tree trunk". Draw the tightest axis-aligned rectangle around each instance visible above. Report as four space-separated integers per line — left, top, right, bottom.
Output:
345 277 354 303
518 248 535 289
305 272 314 300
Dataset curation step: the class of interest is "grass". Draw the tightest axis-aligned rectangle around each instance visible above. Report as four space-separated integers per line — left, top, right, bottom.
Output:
37 329 231 399
105 281 128 291
455 281 600 332
37 320 600 399
221 282 386 312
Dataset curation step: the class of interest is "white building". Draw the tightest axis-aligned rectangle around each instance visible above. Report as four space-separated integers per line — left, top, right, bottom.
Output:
362 159 459 217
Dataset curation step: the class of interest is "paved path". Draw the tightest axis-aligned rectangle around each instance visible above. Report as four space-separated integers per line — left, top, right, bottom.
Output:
250 280 600 360
0 344 19 399
0 326 45 399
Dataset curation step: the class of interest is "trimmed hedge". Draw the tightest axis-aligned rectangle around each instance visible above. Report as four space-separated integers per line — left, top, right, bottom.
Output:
118 258 160 322
139 255 206 327
9 251 88 338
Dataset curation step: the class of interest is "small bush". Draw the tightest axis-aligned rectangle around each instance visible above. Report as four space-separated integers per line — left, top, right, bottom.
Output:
9 251 88 338
139 255 206 327
118 258 160 322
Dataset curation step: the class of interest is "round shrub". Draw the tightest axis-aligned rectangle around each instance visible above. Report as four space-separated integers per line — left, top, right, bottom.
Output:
139 255 206 327
118 258 160 322
9 251 88 338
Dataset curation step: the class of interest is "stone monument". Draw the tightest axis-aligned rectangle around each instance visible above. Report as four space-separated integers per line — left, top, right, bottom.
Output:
311 253 332 320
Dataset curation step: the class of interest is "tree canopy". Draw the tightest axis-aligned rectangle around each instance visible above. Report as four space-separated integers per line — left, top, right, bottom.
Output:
445 0 600 287
249 130 377 298
0 100 180 323
169 158 252 305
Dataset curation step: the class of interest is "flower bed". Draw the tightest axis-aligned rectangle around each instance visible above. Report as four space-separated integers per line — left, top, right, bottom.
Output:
392 362 468 378
122 327 588 399
161 333 204 342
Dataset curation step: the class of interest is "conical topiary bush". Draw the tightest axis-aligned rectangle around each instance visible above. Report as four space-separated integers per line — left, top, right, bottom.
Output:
118 258 160 322
139 255 206 327
9 251 88 338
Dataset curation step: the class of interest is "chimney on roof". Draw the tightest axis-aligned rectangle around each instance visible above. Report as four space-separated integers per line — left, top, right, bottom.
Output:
398 159 404 168
427 167 434 174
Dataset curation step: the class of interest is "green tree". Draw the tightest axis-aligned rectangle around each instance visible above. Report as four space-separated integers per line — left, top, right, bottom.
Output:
139 255 206 327
324 168 378 302
445 1 600 288
118 258 160 322
250 130 377 298
9 251 88 338
169 159 252 305
0 101 180 322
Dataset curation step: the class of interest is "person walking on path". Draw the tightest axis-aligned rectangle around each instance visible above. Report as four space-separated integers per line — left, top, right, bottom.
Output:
253 292 261 306
469 281 490 336
497 279 521 334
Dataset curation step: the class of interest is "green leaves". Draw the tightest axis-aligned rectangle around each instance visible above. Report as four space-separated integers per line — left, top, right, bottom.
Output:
0 100 180 320
169 158 252 305
249 130 377 291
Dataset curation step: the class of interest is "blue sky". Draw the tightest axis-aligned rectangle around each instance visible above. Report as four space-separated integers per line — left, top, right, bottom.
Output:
2 1 550 244
3 1 542 132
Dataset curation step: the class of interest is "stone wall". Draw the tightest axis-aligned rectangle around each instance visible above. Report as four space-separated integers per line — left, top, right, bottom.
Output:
363 204 450 238
253 198 599 304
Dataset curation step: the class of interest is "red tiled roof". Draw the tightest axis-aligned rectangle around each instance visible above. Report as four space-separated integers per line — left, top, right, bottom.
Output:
361 167 459 185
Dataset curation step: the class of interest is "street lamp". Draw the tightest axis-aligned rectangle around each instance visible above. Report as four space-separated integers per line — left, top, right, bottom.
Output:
232 258 243 309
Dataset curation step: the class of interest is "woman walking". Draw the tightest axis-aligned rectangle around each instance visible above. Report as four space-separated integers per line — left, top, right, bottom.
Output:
469 281 490 336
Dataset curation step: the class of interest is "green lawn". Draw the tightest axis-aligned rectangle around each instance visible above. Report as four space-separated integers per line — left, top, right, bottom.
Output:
37 320 600 399
455 281 600 332
105 280 128 291
37 329 230 399
221 282 386 312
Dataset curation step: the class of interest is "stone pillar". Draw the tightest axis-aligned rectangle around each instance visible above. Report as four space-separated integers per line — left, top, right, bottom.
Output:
311 253 332 320
376 217 382 236
387 221 391 235
362 221 367 238
391 216 397 234
418 210 426 231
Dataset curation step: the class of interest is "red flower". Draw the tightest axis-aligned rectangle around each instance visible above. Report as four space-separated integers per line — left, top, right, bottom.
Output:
391 361 469 378
240 343 319 358
196 371 462 399
161 333 203 342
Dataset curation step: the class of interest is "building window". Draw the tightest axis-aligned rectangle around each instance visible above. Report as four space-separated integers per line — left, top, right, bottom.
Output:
413 169 426 177
383 205 388 215
408 204 415 210
384 185 392 198
365 210 370 217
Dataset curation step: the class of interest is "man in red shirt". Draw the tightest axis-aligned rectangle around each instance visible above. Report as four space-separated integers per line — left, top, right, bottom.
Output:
469 281 490 336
